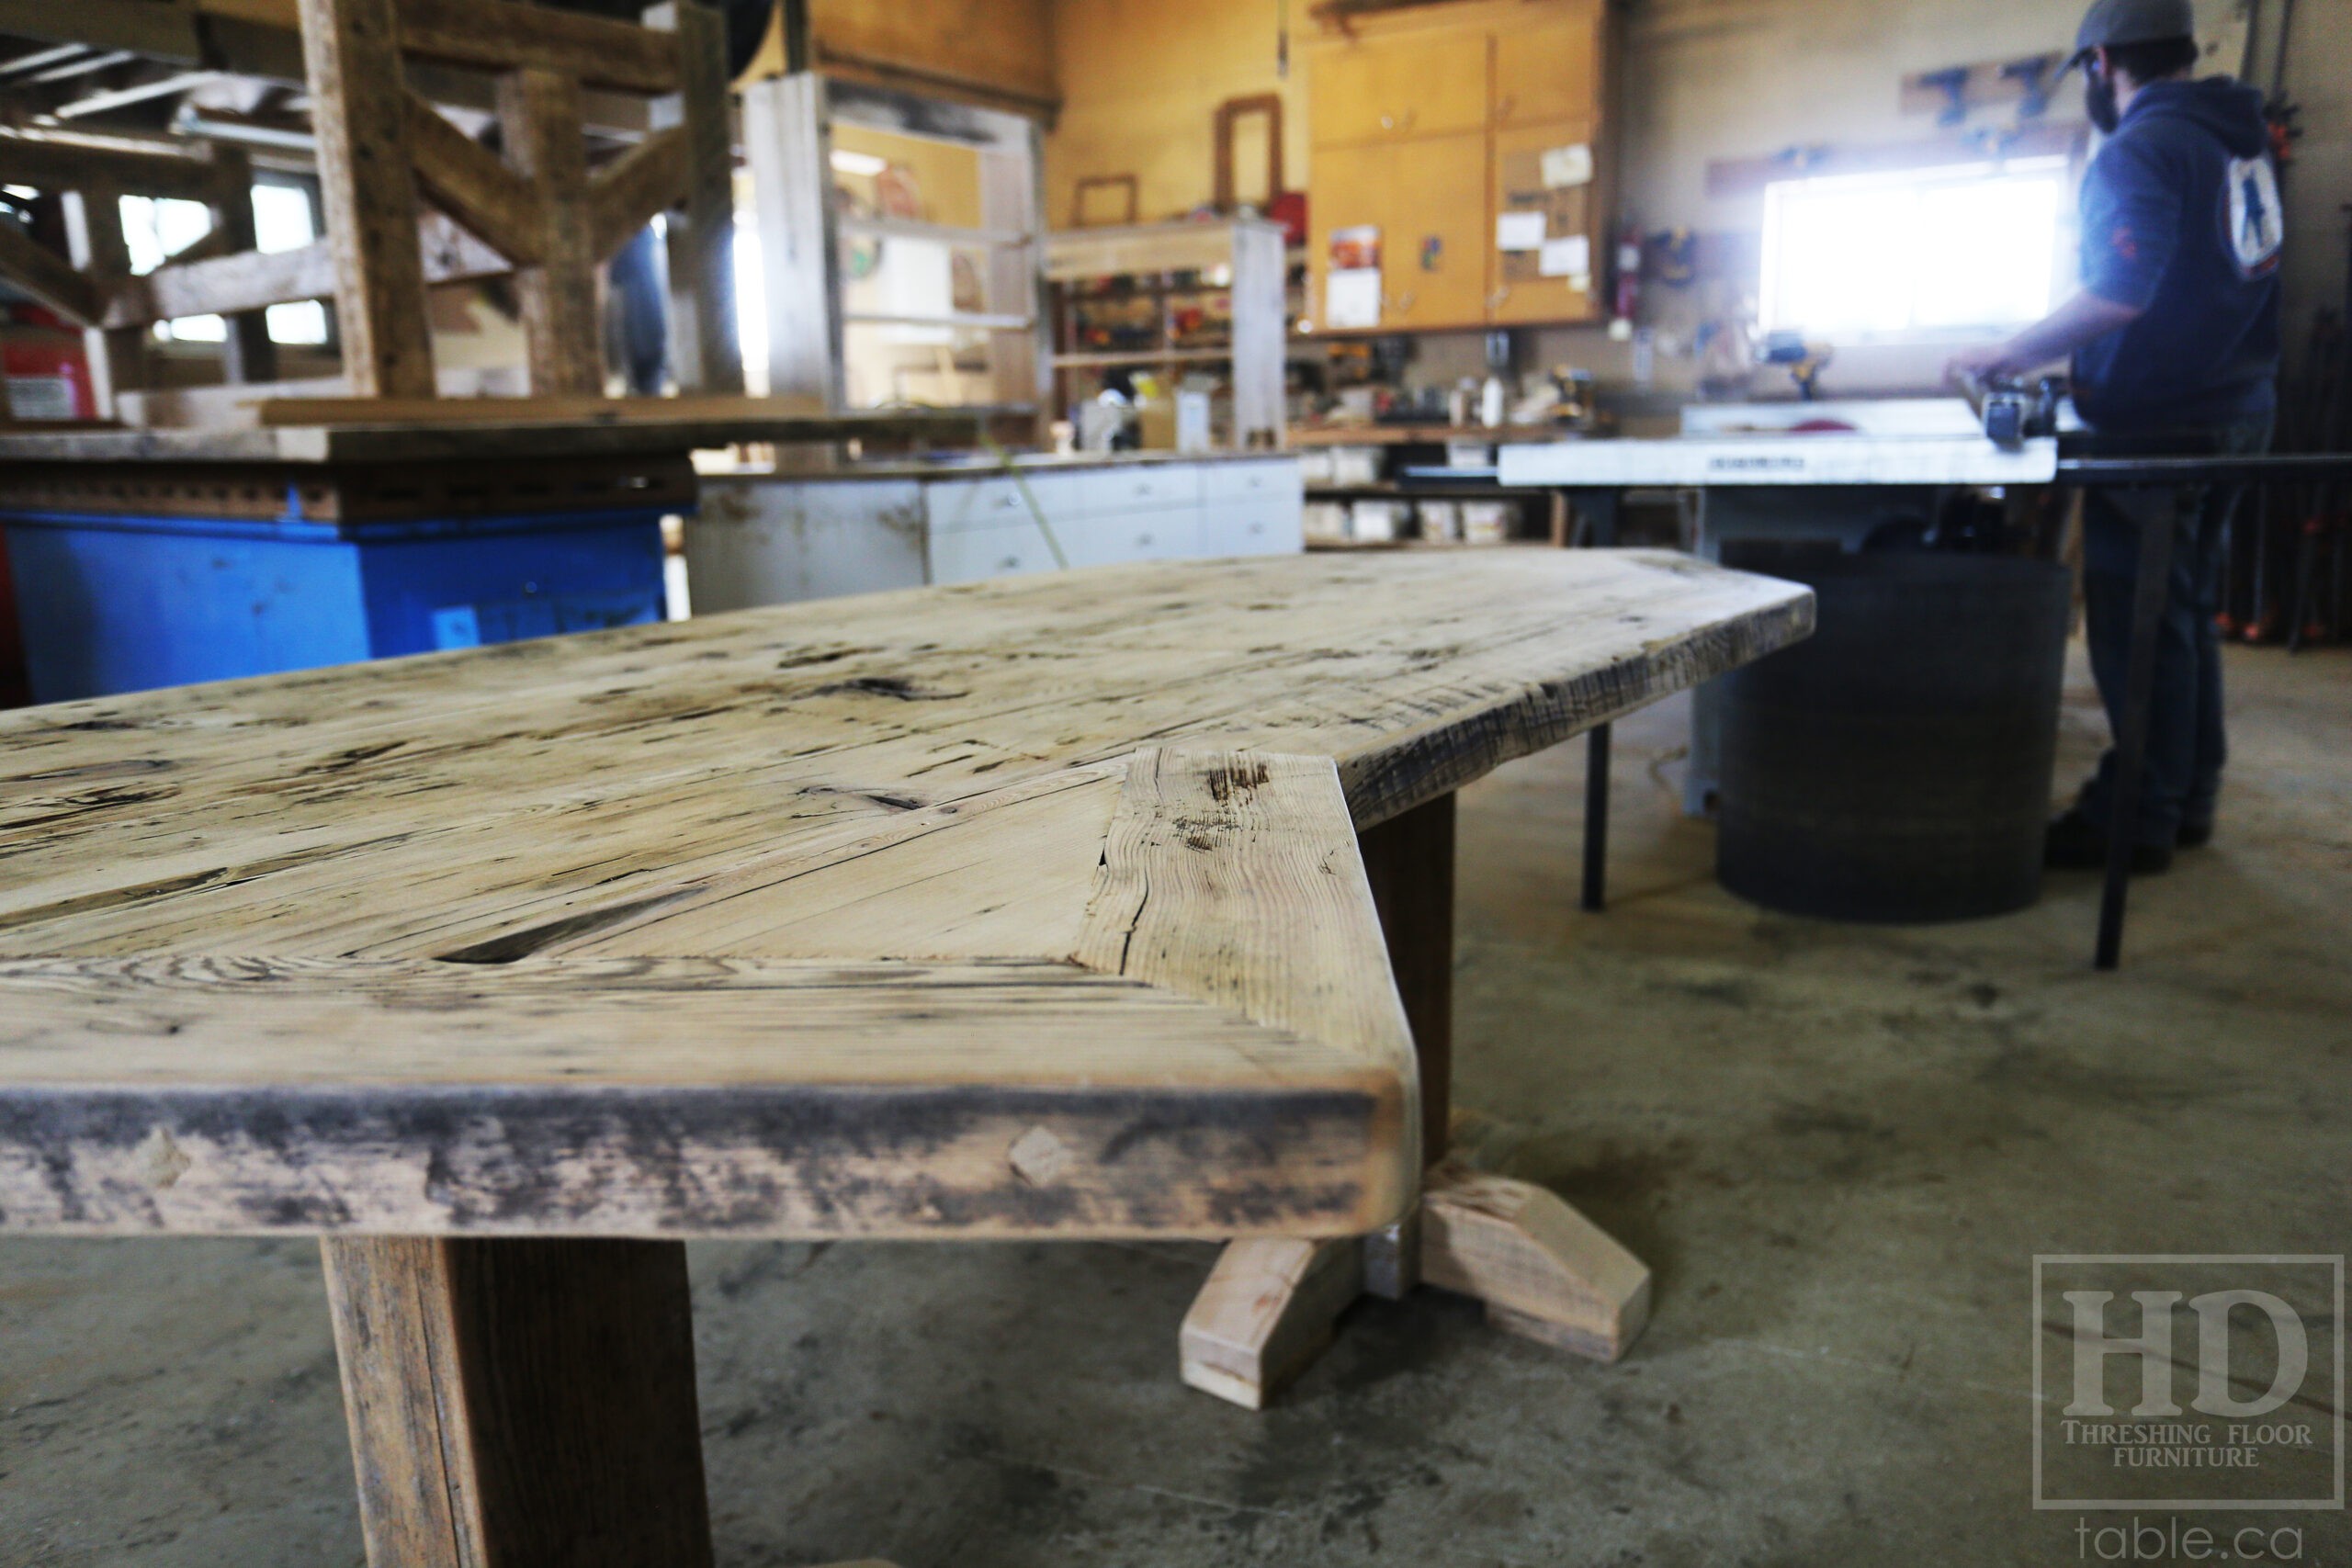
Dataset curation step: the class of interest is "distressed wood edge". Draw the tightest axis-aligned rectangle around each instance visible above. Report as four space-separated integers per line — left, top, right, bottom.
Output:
0 1075 1403 1240
1074 746 1421 1224
1337 564 1815 829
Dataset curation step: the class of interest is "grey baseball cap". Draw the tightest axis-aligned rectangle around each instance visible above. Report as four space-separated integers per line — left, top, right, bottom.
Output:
2065 0 2196 69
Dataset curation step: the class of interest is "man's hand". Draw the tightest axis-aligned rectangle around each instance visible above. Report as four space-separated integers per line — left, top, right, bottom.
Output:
1943 292 2143 391
1944 343 2020 388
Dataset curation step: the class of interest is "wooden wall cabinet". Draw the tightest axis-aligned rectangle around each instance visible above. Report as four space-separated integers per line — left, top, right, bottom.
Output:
1304 0 1611 336
1307 29 1493 146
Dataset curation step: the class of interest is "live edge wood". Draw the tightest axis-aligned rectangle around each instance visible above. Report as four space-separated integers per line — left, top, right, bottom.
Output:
322 1235 713 1568
0 553 1811 1243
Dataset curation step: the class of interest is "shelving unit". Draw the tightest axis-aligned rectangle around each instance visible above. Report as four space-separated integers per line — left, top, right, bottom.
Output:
1044 218 1289 450
741 73 1048 421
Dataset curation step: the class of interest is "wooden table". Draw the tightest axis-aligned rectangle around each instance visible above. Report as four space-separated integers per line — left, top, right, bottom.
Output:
0 551 1810 1565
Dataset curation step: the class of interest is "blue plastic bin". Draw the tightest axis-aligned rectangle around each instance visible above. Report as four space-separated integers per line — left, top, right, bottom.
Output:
3 507 668 703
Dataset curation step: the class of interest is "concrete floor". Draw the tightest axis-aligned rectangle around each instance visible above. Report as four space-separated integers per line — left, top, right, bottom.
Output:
4 643 2346 1566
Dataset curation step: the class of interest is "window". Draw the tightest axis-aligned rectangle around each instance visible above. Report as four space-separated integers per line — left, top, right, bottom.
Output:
251 184 329 346
1758 157 2073 342
118 185 329 346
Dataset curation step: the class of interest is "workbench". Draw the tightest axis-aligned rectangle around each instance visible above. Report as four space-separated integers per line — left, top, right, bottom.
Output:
0 550 1809 1564
1496 409 2352 969
0 410 987 699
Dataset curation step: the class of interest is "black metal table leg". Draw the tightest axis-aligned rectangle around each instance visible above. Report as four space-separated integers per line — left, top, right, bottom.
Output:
1571 488 1622 915
2095 510 2176 970
1581 722 1611 912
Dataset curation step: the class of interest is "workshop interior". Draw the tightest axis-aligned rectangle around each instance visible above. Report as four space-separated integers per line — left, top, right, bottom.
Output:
0 0 2346 1563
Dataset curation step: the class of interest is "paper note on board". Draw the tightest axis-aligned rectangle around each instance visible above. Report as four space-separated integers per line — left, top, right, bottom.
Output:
1540 143 1594 188
1539 235 1590 277
1327 267 1382 329
1496 211 1547 252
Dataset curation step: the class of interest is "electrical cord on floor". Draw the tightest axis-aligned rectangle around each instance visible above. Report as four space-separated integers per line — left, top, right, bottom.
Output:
873 398 1069 570
978 430 1069 570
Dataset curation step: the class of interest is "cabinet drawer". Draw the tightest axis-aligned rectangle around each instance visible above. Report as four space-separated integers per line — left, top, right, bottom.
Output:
1081 464 1202 513
926 471 1089 534
1201 460 1302 504
1062 507 1201 567
927 521 1063 584
1202 502 1303 558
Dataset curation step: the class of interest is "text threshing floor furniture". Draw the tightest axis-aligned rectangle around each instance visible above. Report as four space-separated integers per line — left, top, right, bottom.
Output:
0 550 1810 1565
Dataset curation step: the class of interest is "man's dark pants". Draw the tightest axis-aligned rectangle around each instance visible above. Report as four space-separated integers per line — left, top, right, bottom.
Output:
2075 415 2273 848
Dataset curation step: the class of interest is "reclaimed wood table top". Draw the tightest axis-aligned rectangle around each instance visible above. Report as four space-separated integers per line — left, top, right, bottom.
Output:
0 551 1810 1244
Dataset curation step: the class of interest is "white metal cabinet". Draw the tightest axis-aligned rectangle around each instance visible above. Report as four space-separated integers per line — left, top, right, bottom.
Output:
1201 459 1298 505
686 478 927 614
924 471 1091 534
1082 463 1202 514
1061 507 1201 567
928 522 1063 584
686 457 1303 611
1203 503 1302 557
1201 460 1305 557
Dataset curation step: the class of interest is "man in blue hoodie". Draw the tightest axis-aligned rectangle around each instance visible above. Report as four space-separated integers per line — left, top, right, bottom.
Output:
1949 0 2280 874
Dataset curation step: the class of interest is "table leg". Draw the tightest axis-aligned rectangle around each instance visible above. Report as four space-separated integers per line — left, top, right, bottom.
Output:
1575 489 1620 919
1179 792 1651 1409
320 1236 715 1568
1581 723 1611 913
2095 511 2176 971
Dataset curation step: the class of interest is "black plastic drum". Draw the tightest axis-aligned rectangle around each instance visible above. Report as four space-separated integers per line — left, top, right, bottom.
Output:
1715 549 2073 923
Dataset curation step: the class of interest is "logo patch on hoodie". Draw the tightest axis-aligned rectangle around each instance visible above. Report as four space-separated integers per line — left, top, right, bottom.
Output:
2225 156 2285 278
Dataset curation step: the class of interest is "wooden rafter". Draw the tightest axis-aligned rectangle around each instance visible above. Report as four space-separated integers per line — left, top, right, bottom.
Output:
100 222 505 329
398 0 683 96
0 219 102 325
587 125 688 260
403 90 546 265
0 132 225 202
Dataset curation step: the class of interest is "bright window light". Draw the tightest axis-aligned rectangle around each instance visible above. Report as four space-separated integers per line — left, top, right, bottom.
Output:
1758 158 2071 342
732 222 769 394
251 184 328 345
119 195 224 342
119 188 329 346
830 148 888 177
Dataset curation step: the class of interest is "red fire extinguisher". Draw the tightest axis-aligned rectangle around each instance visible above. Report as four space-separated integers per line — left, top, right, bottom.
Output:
1611 224 1642 326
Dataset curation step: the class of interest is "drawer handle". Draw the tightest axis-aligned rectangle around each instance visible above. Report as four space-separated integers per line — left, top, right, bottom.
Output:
1248 522 1265 534
998 556 1021 570
1137 533 1154 546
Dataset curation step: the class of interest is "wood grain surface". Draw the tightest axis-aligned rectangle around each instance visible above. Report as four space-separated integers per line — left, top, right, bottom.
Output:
0 552 1811 1241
